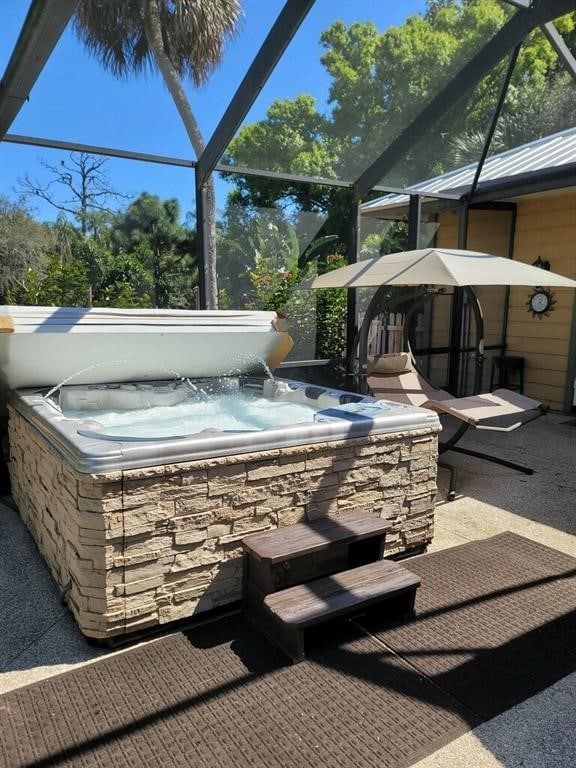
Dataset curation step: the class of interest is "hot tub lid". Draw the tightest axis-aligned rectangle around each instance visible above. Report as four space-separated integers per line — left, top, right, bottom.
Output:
0 306 293 394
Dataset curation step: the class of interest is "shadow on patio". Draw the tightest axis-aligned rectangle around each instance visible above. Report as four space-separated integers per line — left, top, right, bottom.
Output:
433 413 576 548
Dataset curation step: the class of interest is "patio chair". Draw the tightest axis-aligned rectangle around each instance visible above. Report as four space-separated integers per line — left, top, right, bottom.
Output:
364 353 546 500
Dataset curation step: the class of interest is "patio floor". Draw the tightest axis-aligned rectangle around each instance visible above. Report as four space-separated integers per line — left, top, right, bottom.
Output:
1 412 575 767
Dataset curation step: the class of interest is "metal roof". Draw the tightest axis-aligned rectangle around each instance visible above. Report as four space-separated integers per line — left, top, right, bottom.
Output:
362 125 576 217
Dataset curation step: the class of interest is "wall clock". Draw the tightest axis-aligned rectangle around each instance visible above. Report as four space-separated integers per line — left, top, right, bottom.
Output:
527 287 555 318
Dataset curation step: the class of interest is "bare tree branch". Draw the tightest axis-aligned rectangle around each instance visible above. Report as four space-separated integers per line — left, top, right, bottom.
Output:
18 152 132 235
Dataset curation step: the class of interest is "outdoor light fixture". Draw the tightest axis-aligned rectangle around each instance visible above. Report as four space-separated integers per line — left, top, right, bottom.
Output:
532 255 551 271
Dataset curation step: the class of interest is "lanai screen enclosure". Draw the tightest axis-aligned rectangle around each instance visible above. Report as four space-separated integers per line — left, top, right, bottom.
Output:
2 0 576 398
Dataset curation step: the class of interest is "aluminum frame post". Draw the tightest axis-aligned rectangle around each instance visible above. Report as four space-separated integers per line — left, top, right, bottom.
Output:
346 193 361 369
470 46 520 198
407 195 422 249
447 204 470 394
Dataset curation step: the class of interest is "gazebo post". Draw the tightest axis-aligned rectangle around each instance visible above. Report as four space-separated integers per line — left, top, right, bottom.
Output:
194 166 208 310
346 191 362 370
448 204 470 395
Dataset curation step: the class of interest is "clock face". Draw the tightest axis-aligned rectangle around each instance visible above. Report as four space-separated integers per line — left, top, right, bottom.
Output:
531 292 549 313
527 288 555 317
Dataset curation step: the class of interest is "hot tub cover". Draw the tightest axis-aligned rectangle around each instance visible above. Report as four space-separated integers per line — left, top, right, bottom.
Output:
0 306 293 396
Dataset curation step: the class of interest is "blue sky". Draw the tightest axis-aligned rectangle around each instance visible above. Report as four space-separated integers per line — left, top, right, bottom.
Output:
0 0 426 223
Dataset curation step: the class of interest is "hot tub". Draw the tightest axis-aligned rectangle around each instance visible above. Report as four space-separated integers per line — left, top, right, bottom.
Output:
3 306 440 639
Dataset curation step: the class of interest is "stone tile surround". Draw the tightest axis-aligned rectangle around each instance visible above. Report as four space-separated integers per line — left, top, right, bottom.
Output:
8 406 439 639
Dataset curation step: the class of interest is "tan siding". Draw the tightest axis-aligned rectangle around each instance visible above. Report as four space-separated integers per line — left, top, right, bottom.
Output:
505 336 569 356
433 197 576 409
513 352 567 372
506 192 576 410
506 320 570 340
518 382 565 405
522 369 566 387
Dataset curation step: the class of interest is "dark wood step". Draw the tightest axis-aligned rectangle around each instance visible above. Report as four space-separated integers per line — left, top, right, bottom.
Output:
242 510 392 564
263 559 420 628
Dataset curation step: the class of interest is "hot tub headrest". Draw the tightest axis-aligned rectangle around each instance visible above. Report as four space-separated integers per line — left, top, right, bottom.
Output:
366 353 412 376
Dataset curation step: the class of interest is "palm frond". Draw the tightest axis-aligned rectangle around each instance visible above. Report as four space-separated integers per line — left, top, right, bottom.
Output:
74 0 242 84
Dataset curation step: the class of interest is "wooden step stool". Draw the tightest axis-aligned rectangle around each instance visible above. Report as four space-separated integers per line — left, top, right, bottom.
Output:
243 511 420 662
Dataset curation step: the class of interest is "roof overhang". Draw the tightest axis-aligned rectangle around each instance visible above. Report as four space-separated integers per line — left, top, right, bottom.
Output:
362 159 576 219
362 192 466 221
471 162 576 203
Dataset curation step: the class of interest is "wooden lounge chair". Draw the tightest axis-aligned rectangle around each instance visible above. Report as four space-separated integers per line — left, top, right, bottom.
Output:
365 353 546 500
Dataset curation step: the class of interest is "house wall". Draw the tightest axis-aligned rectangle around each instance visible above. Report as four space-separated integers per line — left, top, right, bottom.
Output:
435 193 576 410
507 192 576 411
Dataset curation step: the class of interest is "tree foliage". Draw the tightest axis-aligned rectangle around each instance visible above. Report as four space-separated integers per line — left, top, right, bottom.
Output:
228 0 576 190
111 193 196 307
9 253 91 308
0 196 53 303
6 187 196 311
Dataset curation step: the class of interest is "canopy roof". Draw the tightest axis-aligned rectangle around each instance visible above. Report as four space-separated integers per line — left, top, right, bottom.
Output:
302 248 576 289
362 126 576 219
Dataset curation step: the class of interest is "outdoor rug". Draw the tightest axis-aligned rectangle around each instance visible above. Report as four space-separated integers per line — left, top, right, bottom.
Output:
1 532 574 768
358 531 576 720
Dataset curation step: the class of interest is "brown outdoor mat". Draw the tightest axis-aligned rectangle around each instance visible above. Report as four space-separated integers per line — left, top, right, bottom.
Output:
0 617 476 768
1 532 574 768
358 531 576 719
0 618 476 768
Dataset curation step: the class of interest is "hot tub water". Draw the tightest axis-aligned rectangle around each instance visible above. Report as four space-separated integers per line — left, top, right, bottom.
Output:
52 377 396 441
63 391 319 438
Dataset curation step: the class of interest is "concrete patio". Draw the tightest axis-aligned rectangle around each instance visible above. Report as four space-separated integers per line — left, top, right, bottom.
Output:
1 411 574 767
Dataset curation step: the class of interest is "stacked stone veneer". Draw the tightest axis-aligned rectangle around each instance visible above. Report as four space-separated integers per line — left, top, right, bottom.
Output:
8 405 439 639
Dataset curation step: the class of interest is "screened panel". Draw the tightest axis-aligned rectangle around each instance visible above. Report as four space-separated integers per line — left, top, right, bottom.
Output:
426 292 453 389
0 142 196 310
377 54 516 194
0 3 29 64
4 0 279 157
465 206 512 391
226 0 515 184
215 170 346 361
355 213 440 366
431 287 508 397
479 18 576 187
7 27 189 156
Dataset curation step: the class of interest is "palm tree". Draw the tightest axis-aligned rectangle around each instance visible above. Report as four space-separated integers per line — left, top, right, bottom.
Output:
74 0 242 308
